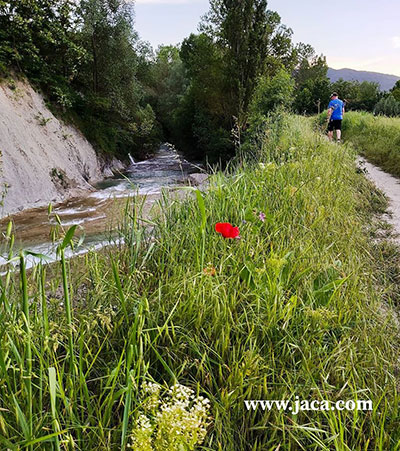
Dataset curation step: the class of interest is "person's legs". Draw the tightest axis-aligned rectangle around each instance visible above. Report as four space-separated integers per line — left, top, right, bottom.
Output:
335 120 342 142
327 121 334 140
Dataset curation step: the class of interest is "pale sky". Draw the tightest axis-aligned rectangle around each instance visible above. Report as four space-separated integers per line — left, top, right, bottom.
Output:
134 0 400 76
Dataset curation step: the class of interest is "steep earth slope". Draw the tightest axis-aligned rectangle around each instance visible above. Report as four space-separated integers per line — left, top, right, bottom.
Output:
0 77 103 217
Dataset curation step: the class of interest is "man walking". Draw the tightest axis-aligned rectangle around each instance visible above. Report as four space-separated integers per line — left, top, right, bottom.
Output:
327 92 345 142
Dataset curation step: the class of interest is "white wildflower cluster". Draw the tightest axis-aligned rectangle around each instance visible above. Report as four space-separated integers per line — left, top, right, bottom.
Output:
128 414 153 451
142 381 162 410
129 382 211 451
143 381 162 395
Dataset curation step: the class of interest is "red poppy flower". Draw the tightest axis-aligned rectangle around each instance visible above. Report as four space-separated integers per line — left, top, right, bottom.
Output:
215 222 240 239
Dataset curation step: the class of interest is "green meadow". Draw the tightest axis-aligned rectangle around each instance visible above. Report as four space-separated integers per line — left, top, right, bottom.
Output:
0 114 399 450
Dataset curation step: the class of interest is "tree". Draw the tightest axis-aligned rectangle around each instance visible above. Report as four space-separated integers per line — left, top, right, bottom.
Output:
0 0 84 82
77 0 141 114
145 45 187 140
293 54 330 114
202 0 295 126
330 79 379 112
166 0 300 161
250 69 294 117
177 33 232 160
390 80 400 102
71 0 161 156
374 95 400 117
356 81 379 111
330 78 360 107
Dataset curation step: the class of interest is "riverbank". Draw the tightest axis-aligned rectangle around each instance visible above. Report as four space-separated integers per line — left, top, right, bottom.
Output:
1 114 399 449
0 144 204 274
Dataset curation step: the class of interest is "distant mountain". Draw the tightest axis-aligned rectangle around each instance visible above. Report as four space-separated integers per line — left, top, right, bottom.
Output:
327 68 400 92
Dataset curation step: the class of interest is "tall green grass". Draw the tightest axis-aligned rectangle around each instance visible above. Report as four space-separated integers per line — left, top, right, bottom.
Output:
0 114 399 449
342 112 400 177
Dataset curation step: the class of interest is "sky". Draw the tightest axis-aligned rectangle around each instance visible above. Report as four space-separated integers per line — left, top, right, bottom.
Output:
134 0 400 76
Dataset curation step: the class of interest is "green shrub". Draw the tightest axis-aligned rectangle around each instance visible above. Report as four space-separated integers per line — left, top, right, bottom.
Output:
249 69 295 117
374 95 400 117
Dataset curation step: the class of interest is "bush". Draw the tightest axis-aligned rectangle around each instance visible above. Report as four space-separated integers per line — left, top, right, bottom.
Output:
374 95 400 117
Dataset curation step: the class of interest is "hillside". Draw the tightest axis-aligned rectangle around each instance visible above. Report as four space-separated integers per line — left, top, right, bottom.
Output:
328 68 400 91
0 77 104 217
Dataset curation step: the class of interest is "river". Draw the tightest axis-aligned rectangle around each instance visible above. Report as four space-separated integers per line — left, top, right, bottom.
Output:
0 145 201 270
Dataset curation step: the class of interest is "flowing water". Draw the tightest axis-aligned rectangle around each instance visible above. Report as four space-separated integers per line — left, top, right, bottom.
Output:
0 145 201 270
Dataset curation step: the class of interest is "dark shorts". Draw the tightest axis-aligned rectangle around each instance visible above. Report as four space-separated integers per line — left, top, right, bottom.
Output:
328 119 342 131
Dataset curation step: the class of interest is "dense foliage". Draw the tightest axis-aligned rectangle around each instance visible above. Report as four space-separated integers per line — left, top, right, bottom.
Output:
293 53 331 114
374 95 400 117
156 0 303 161
0 0 159 158
329 79 381 111
0 0 334 162
391 80 400 101
0 0 398 161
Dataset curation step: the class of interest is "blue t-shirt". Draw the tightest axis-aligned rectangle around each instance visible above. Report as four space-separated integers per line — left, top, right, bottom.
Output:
328 99 344 120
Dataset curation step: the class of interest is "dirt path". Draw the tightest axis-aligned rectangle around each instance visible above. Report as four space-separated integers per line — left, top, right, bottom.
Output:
359 157 400 239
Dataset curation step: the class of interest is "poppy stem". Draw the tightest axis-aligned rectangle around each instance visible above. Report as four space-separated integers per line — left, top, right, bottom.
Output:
200 230 205 271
